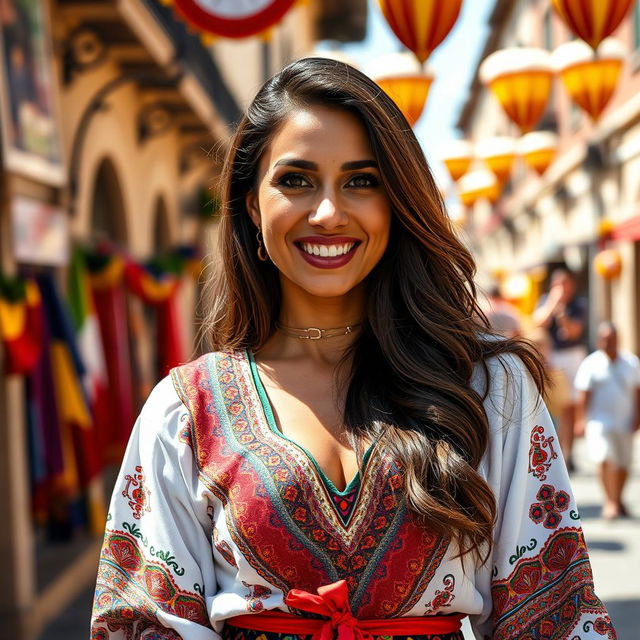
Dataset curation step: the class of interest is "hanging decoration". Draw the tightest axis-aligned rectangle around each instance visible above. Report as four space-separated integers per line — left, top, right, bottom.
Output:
457 169 500 208
594 248 622 279
476 136 517 184
369 53 434 126
479 48 553 132
170 0 296 40
0 275 43 375
440 140 474 182
85 248 135 461
551 0 634 50
377 0 463 63
518 131 558 175
552 38 625 121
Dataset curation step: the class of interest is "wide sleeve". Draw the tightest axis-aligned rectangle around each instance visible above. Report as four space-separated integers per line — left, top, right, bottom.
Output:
469 354 616 640
90 376 220 640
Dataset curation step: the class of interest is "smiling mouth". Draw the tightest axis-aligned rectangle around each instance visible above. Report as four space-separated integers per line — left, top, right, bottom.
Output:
294 241 359 257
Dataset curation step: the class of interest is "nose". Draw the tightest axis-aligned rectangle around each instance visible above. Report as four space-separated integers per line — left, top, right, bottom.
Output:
308 191 347 228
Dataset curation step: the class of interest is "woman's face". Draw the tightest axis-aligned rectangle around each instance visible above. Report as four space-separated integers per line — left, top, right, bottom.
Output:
246 105 391 299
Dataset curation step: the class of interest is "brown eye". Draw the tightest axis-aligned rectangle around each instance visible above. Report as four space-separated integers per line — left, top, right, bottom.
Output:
347 173 379 188
278 173 312 188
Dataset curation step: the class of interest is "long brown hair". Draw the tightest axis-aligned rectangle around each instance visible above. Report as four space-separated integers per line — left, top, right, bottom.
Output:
202 57 545 559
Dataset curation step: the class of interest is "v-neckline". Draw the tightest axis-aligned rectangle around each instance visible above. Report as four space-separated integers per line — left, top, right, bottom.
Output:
245 348 377 496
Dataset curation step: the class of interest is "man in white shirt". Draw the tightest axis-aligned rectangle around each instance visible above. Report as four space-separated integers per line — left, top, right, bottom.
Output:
574 322 640 519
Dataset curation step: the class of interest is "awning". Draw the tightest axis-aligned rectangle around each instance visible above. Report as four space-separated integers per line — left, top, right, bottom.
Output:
612 215 640 242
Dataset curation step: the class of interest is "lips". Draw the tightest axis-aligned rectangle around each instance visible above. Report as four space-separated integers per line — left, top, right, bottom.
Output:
293 236 361 269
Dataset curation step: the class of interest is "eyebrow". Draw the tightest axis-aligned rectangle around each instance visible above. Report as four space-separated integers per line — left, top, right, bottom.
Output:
273 158 378 171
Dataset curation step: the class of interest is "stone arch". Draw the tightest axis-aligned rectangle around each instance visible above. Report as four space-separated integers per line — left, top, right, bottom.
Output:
89 156 129 246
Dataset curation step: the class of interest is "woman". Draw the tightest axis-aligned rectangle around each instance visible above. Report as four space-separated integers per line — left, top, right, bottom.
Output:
91 59 615 640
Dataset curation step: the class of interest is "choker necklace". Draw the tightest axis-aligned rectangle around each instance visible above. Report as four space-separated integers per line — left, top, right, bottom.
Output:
275 321 362 340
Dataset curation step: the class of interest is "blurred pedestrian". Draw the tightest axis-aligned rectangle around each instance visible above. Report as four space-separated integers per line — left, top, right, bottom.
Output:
574 322 640 519
528 327 572 439
483 284 521 338
533 268 587 469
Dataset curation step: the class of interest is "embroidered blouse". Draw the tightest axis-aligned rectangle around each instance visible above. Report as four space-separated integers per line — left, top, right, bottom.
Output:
90 349 616 640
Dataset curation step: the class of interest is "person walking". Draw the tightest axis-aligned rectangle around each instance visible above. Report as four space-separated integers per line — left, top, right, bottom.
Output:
574 322 640 520
533 268 588 468
90 58 615 640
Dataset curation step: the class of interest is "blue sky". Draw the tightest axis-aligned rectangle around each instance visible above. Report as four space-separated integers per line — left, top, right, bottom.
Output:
319 0 495 188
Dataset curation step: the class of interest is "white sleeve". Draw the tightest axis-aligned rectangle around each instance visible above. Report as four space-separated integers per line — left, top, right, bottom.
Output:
573 356 592 391
469 355 616 640
90 376 220 640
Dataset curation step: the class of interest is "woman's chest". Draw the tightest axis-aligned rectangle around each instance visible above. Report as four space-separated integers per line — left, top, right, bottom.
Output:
179 351 452 618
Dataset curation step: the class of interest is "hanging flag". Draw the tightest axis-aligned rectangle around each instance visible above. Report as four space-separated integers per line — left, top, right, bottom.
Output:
125 258 185 378
86 251 136 461
0 274 43 375
68 248 109 534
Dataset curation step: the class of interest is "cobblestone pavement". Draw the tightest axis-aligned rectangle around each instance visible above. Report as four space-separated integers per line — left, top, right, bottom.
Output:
43 437 640 640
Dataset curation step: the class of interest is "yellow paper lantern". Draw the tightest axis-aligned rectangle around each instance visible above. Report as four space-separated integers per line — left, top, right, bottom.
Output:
480 48 553 133
594 248 622 279
552 38 625 121
378 0 463 63
457 169 500 208
476 137 517 184
440 140 474 182
517 131 558 175
551 0 634 50
370 53 434 126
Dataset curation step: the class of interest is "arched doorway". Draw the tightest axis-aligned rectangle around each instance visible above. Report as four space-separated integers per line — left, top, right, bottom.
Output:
90 158 128 245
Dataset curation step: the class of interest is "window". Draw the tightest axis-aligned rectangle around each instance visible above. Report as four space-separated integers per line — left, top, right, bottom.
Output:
635 0 640 51
543 9 553 51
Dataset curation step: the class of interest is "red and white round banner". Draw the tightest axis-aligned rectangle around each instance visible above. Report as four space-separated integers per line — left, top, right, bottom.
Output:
174 0 297 39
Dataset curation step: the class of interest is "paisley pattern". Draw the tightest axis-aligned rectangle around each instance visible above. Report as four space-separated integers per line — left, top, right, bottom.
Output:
491 529 614 640
171 350 450 618
93 529 208 634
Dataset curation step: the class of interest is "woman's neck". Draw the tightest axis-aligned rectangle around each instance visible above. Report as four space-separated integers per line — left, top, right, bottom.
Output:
256 279 366 365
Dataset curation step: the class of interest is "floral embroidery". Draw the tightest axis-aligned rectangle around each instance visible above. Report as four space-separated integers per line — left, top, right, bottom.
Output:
528 425 558 481
178 413 193 448
529 484 570 529
213 526 238 568
583 616 617 638
491 528 611 640
242 581 272 612
171 351 450 619
424 574 455 614
93 529 209 633
122 465 151 519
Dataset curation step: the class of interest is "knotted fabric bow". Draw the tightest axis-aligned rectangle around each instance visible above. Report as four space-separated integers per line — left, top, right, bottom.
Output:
284 580 364 640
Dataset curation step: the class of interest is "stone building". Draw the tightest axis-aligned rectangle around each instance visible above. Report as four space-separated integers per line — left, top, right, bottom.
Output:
457 0 640 352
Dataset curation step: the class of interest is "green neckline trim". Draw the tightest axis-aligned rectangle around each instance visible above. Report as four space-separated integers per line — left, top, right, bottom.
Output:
245 348 374 497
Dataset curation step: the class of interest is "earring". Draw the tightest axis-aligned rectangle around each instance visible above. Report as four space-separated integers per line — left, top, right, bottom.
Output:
256 228 268 262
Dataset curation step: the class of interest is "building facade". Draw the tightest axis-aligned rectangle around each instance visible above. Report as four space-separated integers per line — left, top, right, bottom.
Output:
0 1 366 638
457 0 640 353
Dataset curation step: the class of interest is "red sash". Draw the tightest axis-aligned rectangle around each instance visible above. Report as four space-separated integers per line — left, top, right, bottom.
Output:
226 580 464 640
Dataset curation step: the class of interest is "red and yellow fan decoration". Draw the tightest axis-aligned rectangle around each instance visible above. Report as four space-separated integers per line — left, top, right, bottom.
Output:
518 131 558 175
476 136 517 184
552 38 625 121
440 140 474 182
551 0 635 50
377 0 463 63
369 53 434 126
457 169 499 208
0 276 42 375
479 48 553 133
168 0 296 40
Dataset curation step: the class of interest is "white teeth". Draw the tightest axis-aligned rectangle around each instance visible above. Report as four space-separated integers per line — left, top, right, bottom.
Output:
299 242 356 257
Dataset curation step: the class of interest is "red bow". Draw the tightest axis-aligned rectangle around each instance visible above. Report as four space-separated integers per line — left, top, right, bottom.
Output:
285 580 365 640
